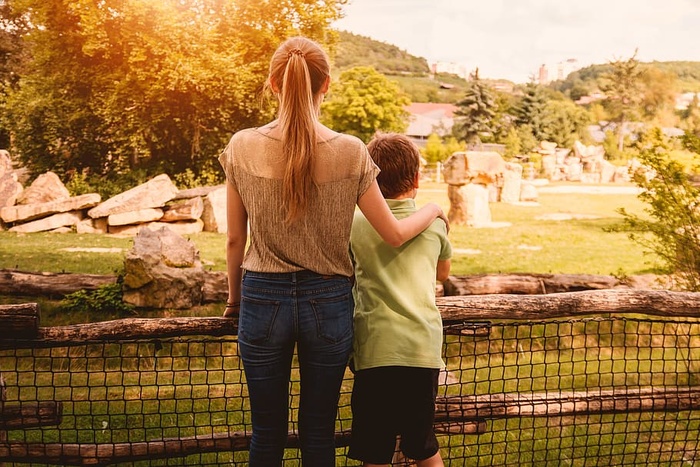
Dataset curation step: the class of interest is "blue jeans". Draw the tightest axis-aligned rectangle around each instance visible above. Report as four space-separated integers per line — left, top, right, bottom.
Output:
237 270 354 466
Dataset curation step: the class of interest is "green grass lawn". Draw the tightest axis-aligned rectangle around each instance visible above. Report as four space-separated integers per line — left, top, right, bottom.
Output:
0 182 657 277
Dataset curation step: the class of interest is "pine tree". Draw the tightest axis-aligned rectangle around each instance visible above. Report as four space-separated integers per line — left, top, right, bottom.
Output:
515 81 550 143
600 50 644 152
452 69 497 146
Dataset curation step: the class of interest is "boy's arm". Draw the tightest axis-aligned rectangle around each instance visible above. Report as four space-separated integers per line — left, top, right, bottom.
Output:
436 259 451 282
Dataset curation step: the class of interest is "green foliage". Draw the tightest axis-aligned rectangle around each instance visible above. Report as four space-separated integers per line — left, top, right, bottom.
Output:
617 128 700 291
514 82 550 142
65 169 152 200
600 51 644 152
516 125 538 154
1 0 344 180
683 131 700 153
390 74 466 104
421 133 464 164
543 99 592 148
321 66 410 142
602 130 629 164
173 157 224 190
553 61 700 95
60 281 135 317
681 94 700 135
453 69 498 144
639 67 678 120
503 127 522 158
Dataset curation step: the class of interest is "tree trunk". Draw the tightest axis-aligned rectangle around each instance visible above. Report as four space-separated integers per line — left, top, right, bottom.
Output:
0 269 116 297
443 273 622 295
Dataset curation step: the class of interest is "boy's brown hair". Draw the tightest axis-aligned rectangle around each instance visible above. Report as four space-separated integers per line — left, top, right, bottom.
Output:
366 133 421 199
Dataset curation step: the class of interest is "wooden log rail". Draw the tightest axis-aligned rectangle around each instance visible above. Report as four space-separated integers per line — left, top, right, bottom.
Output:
0 269 662 300
435 387 700 421
2 289 700 347
0 388 697 465
0 402 62 430
0 425 485 466
0 303 39 339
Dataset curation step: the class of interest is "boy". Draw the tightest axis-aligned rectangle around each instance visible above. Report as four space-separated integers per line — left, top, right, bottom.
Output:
348 133 452 467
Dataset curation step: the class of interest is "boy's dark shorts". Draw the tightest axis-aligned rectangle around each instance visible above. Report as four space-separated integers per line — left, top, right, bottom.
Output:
347 366 440 464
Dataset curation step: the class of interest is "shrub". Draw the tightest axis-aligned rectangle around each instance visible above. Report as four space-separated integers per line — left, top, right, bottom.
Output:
617 128 700 290
60 280 135 317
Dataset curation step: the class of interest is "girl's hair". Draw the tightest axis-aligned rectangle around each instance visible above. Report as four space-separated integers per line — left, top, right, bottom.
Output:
267 36 330 222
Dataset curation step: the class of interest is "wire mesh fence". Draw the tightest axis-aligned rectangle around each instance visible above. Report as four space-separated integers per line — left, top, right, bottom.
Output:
1 311 700 465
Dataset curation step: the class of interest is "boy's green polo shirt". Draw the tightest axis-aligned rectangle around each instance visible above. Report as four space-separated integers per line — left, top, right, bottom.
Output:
350 198 452 371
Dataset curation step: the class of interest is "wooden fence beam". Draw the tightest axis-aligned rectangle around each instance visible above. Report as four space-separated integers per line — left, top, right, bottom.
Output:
0 303 39 338
0 430 352 465
0 402 62 430
436 289 700 320
0 316 238 349
443 273 623 295
435 387 700 421
3 289 700 348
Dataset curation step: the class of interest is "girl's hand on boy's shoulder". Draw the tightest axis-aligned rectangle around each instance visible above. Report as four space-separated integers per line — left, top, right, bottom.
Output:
435 206 450 234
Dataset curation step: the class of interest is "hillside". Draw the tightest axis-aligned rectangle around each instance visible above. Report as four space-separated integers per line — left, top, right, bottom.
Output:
334 31 431 76
334 32 700 104
552 61 700 98
334 31 512 103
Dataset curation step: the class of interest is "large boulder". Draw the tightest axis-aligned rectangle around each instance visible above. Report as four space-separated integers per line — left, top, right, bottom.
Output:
500 162 523 204
8 211 84 233
0 173 23 209
443 151 506 186
201 186 227 233
16 172 70 205
1 193 100 224
161 197 204 222
0 150 23 210
122 227 205 309
88 174 178 219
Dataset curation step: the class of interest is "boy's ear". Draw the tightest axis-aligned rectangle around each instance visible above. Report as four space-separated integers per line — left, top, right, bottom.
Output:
413 172 420 189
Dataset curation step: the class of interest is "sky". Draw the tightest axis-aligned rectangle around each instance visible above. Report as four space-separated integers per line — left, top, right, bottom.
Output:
333 0 700 83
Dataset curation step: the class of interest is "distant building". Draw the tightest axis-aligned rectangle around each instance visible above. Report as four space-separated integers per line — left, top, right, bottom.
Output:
575 92 606 106
676 92 700 110
404 103 457 146
538 58 582 84
430 61 468 79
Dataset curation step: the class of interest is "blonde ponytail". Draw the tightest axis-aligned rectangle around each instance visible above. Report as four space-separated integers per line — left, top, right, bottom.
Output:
267 37 330 223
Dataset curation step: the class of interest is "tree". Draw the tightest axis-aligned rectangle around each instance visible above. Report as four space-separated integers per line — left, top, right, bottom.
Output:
503 127 522 158
0 0 29 148
452 68 497 145
514 81 551 143
599 50 644 152
422 133 446 164
543 99 592 148
617 128 700 291
421 133 464 164
682 93 700 136
321 66 410 143
639 67 678 125
1 0 344 183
